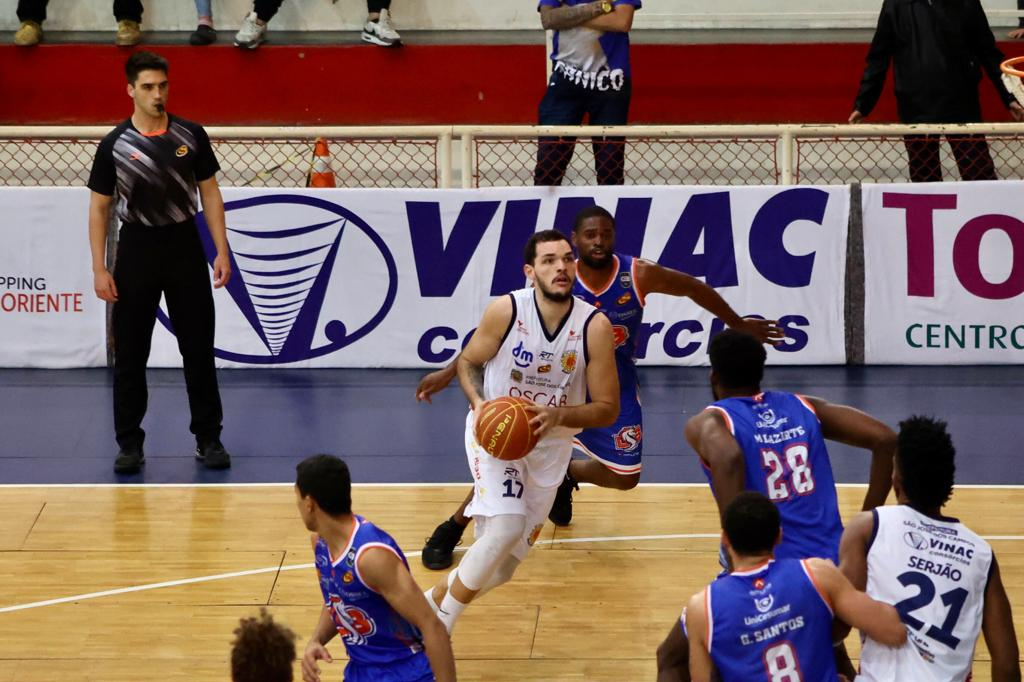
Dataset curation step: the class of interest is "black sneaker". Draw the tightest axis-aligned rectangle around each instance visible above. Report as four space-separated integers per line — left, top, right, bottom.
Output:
421 517 466 570
114 446 145 475
195 439 231 470
548 472 578 526
189 24 217 45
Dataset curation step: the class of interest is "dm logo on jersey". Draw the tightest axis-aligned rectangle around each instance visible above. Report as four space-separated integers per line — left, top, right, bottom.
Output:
329 598 376 646
175 145 188 158
904 531 929 550
513 341 534 368
165 195 397 364
560 350 577 374
614 425 642 452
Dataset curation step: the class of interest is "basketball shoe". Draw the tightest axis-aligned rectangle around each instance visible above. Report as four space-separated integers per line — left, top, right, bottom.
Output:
548 472 578 526
422 516 465 570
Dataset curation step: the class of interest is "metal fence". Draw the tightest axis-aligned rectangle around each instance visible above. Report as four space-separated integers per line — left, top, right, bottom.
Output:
2 124 1023 188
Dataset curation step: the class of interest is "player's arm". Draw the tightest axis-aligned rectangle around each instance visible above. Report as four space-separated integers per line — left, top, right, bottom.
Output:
684 589 715 682
655 613 690 682
88 191 118 303
981 555 1021 682
358 548 457 682
803 396 896 511
583 3 635 32
834 510 875 641
457 296 514 411
539 1 606 30
416 355 459 403
684 410 745 520
527 312 620 436
634 259 783 344
302 534 337 682
197 175 231 288
808 557 906 648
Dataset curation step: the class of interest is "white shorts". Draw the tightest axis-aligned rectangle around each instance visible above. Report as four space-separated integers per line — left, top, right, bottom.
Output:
462 411 572 560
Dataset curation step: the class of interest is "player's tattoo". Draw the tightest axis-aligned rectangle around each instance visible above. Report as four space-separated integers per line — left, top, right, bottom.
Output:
540 1 605 31
467 363 486 403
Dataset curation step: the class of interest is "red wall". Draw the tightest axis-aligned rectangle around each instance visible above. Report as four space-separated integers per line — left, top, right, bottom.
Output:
2 42 1022 125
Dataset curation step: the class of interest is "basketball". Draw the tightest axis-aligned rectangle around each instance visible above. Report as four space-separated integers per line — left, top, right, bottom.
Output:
474 396 539 461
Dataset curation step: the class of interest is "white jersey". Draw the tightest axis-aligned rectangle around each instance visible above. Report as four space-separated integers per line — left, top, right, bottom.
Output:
483 287 598 445
858 505 992 682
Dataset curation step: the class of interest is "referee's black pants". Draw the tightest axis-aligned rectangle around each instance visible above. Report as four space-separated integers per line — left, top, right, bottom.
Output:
112 221 223 452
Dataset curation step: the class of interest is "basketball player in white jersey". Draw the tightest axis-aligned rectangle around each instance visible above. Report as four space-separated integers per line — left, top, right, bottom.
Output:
839 416 1020 681
423 229 619 634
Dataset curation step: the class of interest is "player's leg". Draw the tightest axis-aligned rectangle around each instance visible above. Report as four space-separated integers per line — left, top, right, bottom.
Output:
426 415 530 632
549 388 643 525
111 226 163 472
421 487 474 570
656 612 691 682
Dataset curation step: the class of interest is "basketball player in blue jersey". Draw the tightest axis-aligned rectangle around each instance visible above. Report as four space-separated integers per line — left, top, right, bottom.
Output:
294 454 456 682
667 492 905 682
838 417 1020 681
655 329 897 680
417 206 783 569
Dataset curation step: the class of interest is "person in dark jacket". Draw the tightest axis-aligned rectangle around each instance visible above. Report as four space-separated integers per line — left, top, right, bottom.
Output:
849 0 1024 182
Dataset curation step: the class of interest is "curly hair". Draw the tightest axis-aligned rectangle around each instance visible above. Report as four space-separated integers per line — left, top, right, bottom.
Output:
231 608 297 682
897 415 956 510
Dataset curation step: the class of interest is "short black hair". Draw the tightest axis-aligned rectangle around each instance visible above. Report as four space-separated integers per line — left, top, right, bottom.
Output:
295 454 352 516
125 51 168 85
524 229 572 265
231 608 296 682
723 492 780 556
709 329 767 389
572 205 615 233
897 415 956 510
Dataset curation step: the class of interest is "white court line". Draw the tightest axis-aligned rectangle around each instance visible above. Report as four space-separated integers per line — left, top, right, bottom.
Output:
2 530 1023 614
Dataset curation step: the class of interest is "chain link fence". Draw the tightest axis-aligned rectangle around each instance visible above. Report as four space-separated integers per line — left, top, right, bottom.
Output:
2 125 1023 188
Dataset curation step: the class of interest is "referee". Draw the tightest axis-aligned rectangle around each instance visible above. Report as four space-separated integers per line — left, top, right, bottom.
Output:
88 51 232 475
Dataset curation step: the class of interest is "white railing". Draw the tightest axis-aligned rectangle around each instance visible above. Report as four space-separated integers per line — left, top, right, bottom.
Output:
3 123 1024 188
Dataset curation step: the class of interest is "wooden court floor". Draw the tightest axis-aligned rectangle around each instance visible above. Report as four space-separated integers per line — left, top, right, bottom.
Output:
1 484 1022 681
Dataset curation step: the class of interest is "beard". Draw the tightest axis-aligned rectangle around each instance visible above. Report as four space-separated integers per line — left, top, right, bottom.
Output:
536 279 573 303
580 250 614 270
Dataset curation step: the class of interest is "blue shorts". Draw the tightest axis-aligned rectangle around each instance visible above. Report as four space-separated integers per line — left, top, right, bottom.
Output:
344 652 433 682
573 382 643 475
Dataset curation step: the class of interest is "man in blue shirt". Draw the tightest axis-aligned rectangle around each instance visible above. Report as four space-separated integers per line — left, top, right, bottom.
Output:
534 0 640 186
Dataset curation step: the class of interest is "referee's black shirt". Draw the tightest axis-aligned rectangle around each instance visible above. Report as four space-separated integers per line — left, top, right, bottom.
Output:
88 115 220 227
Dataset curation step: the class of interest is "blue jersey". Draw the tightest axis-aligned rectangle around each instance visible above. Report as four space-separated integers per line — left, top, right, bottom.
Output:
314 516 428 673
707 559 837 682
573 253 644 392
539 0 641 79
704 391 843 562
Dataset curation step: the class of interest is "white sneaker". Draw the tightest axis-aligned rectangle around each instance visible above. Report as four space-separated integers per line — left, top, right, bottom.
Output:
361 8 401 47
234 12 266 49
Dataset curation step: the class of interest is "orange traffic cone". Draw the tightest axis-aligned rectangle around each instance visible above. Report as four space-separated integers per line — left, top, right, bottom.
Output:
307 137 336 188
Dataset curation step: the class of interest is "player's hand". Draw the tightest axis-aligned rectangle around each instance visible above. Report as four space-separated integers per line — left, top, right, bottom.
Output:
212 252 232 289
416 368 455 403
1010 102 1024 122
93 269 118 303
732 317 785 345
848 110 864 124
301 640 333 682
524 403 563 437
1009 27 1024 39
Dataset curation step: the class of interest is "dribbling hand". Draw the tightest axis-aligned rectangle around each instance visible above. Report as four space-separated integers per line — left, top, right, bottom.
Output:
301 640 333 682
524 403 563 437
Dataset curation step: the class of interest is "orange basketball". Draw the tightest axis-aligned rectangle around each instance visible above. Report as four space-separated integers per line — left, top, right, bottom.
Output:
474 396 539 461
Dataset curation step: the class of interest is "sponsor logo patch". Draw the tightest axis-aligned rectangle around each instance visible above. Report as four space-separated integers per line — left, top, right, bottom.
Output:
175 145 189 157
560 350 577 374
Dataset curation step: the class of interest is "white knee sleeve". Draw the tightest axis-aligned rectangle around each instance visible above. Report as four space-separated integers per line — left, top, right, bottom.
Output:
475 554 522 598
458 514 525 591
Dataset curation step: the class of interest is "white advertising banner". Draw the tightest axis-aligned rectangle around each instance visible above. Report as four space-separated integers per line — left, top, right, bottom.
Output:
0 187 107 368
863 181 1024 364
144 185 849 368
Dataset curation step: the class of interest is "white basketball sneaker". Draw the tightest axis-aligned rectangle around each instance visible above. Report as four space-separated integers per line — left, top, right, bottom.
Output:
361 9 402 47
234 12 266 49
